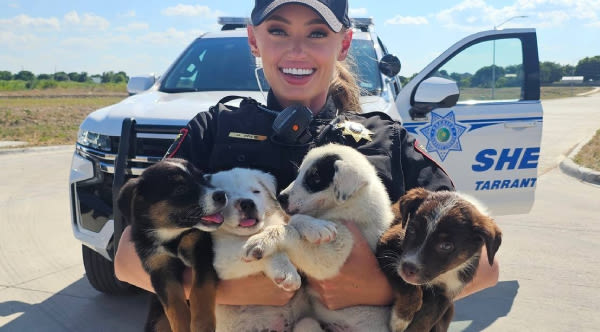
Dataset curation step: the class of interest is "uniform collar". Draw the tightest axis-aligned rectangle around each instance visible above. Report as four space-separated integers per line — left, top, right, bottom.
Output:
266 89 337 120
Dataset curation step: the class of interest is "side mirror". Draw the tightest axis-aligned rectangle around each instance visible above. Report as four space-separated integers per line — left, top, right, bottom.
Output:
127 75 157 95
379 54 401 78
409 77 459 120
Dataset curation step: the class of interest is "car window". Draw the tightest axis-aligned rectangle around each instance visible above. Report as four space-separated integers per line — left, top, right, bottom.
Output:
429 38 524 102
161 37 267 92
350 39 383 96
160 36 383 96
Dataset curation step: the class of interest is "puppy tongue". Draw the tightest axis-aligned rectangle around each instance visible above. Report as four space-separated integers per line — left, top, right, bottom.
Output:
201 214 224 224
240 218 257 227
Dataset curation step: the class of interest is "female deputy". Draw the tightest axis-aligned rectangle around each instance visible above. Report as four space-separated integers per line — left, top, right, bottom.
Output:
115 0 499 312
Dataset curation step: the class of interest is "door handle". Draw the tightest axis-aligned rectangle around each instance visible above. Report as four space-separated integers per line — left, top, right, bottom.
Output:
504 121 537 129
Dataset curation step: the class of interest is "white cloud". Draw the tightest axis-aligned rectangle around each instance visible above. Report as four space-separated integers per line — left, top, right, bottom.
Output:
61 37 105 49
116 22 149 32
586 20 600 27
63 11 110 31
386 15 429 25
0 30 42 48
119 10 136 18
350 8 368 16
138 28 203 46
161 4 222 17
0 14 60 30
434 0 600 30
536 10 570 27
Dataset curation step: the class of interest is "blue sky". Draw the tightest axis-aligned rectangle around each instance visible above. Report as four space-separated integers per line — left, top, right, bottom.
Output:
2 0 599 77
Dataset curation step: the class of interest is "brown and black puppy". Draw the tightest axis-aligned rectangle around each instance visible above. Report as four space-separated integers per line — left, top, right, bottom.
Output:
117 158 227 332
377 188 502 332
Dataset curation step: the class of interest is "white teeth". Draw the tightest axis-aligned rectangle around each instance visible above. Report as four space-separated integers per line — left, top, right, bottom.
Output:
282 68 314 76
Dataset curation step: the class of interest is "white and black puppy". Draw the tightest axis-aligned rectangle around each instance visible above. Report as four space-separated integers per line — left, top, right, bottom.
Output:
377 188 502 332
206 168 308 332
242 144 394 331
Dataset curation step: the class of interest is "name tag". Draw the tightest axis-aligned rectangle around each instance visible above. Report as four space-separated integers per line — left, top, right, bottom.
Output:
228 132 268 141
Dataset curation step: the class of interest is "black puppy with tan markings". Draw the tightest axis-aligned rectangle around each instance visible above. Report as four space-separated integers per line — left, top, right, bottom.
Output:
117 158 227 332
377 188 502 332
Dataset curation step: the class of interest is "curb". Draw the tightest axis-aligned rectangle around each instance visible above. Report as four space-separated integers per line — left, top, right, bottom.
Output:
559 135 600 186
0 144 74 156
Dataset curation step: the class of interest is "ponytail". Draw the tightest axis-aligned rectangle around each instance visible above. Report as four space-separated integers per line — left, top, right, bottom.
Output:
330 57 362 114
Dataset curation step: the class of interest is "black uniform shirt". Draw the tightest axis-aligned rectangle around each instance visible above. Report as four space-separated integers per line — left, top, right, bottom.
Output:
166 91 454 202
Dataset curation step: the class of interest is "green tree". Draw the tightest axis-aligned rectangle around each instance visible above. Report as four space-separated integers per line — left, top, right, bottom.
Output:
54 71 69 81
14 70 35 81
562 64 576 77
101 71 115 83
0 71 12 80
112 71 128 83
471 65 505 88
539 61 563 84
68 72 80 82
78 72 88 82
575 56 600 81
37 73 53 80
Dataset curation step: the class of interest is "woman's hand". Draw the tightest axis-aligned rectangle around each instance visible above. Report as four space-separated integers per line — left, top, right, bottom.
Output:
115 226 296 306
212 273 297 306
307 221 394 310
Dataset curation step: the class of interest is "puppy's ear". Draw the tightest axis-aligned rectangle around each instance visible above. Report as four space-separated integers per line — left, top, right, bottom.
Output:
257 172 278 201
399 188 429 228
474 216 502 266
117 178 139 225
333 159 367 204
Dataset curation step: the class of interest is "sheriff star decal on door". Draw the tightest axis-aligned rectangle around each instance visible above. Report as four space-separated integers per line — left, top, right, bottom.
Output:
419 111 468 161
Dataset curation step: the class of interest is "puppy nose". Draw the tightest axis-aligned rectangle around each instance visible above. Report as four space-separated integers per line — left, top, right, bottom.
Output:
239 199 256 213
212 191 227 205
402 262 420 277
277 194 289 210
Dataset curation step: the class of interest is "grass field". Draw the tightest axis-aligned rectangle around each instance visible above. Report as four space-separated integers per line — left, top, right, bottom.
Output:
0 86 598 152
459 86 595 101
1 96 125 146
574 129 600 172
0 80 127 94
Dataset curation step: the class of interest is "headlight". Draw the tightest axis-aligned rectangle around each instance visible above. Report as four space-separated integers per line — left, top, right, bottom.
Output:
77 130 112 152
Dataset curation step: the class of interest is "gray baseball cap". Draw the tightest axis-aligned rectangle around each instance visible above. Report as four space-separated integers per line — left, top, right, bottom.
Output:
251 0 351 32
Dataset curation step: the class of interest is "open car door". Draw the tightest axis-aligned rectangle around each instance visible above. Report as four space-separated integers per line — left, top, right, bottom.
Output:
396 29 542 215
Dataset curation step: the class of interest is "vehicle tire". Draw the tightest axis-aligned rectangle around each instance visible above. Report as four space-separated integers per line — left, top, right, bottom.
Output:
82 245 137 295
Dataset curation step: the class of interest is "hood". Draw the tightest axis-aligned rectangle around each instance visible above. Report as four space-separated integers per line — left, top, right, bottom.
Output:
79 90 267 136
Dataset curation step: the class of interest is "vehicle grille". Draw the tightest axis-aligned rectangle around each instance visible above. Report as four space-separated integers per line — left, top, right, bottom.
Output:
77 136 174 175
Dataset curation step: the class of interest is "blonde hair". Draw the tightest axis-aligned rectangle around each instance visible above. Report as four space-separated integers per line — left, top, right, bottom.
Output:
329 48 362 113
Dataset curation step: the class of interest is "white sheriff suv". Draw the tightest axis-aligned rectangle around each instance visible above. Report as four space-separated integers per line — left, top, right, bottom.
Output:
69 17 543 294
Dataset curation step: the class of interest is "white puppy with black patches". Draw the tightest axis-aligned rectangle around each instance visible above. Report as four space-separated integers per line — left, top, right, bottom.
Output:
207 168 308 332
242 144 394 331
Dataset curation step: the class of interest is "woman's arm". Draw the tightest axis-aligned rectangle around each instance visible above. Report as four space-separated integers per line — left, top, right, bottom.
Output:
114 226 295 306
454 246 500 301
307 222 500 310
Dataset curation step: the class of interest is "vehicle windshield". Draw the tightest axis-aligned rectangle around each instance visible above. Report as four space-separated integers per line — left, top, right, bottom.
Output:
160 37 383 95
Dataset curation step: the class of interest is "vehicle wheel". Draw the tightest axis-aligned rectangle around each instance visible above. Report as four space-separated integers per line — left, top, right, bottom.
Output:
82 245 137 295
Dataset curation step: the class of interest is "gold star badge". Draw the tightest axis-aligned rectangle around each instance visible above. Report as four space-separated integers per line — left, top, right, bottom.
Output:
336 121 373 142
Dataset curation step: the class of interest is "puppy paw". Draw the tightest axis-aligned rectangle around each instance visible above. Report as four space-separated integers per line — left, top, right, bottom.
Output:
290 215 337 244
241 227 282 261
272 268 301 292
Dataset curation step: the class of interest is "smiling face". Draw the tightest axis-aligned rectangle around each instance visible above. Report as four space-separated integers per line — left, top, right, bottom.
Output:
208 168 282 237
247 3 352 112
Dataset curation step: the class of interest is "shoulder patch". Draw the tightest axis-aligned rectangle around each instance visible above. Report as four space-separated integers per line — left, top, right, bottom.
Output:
414 140 454 186
164 128 189 159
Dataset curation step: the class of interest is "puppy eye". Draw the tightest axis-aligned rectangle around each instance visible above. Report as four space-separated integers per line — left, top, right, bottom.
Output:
308 173 320 185
173 185 188 195
253 190 261 194
437 242 454 253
